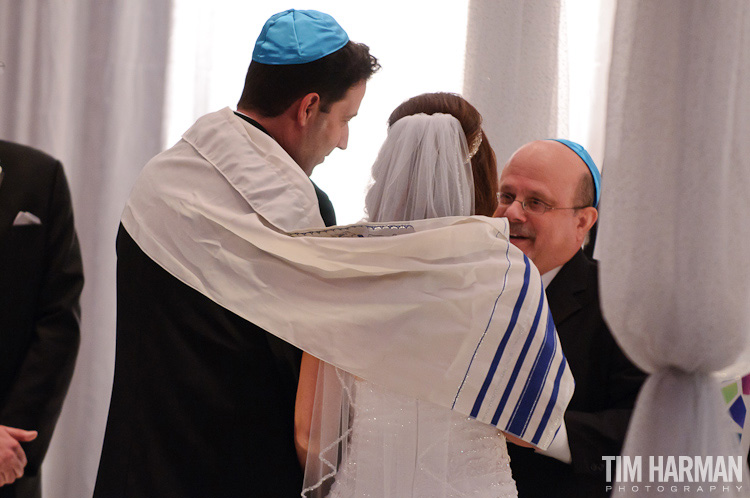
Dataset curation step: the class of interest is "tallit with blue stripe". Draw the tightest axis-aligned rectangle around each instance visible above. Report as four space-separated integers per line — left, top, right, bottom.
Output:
120 107 574 449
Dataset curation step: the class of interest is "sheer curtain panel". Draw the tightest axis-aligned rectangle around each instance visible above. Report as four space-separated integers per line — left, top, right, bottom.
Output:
463 0 562 164
597 1 750 496
0 1 172 497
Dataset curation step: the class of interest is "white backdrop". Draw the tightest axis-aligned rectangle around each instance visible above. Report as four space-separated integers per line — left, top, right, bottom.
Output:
464 0 616 168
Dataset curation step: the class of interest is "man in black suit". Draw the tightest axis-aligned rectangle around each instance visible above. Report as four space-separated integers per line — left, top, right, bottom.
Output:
94 10 378 498
0 140 83 498
494 139 645 497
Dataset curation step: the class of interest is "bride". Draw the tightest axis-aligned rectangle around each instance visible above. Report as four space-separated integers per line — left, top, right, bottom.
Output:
296 93 539 497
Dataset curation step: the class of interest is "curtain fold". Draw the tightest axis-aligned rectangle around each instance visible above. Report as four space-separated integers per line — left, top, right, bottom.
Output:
0 1 172 496
597 1 750 495
463 0 562 163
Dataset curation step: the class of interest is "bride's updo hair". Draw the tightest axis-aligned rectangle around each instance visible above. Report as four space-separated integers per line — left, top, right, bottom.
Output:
387 92 498 216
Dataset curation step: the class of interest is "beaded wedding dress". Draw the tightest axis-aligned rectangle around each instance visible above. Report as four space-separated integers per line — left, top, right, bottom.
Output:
326 378 518 498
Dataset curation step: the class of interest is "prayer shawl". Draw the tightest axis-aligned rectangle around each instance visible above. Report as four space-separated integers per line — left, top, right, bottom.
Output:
121 107 574 449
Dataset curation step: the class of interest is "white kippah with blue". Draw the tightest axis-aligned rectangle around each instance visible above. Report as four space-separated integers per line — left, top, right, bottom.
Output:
252 9 349 65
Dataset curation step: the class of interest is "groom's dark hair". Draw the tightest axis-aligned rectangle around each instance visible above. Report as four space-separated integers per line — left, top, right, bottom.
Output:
237 41 380 117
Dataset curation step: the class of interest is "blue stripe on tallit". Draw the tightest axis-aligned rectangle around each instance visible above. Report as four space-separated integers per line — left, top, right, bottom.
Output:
532 340 568 445
505 295 557 436
453 239 513 410
470 255 532 419
490 279 545 426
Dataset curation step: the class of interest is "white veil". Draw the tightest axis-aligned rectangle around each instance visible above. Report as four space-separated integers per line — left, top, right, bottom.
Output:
301 113 477 497
364 112 475 222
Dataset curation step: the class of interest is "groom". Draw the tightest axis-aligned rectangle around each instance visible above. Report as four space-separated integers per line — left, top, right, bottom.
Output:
94 10 378 498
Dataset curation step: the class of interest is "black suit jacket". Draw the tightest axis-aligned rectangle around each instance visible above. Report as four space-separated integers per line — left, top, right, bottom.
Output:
0 141 83 498
94 186 335 498
508 250 645 497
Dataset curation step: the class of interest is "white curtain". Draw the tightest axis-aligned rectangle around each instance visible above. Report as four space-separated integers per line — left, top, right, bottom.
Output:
0 1 172 497
463 0 563 163
559 0 617 166
463 0 616 167
597 1 750 496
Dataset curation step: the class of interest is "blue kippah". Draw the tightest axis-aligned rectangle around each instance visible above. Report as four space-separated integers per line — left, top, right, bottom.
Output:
550 139 601 208
252 9 349 65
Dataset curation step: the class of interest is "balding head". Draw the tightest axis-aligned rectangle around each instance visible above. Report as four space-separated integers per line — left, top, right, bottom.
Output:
492 140 598 275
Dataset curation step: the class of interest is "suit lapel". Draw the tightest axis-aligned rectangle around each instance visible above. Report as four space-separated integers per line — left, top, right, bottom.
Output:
545 250 590 327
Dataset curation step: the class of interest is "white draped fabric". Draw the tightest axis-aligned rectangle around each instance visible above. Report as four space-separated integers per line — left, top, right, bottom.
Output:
463 0 562 163
0 1 171 497
463 0 617 167
597 1 750 496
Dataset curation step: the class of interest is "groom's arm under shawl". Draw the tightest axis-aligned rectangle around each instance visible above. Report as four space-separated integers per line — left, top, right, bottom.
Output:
120 108 574 449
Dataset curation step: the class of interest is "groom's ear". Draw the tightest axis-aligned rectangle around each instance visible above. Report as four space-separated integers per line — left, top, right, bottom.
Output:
295 93 322 127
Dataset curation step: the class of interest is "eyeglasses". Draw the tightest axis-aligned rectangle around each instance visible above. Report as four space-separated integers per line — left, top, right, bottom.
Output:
496 192 587 215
